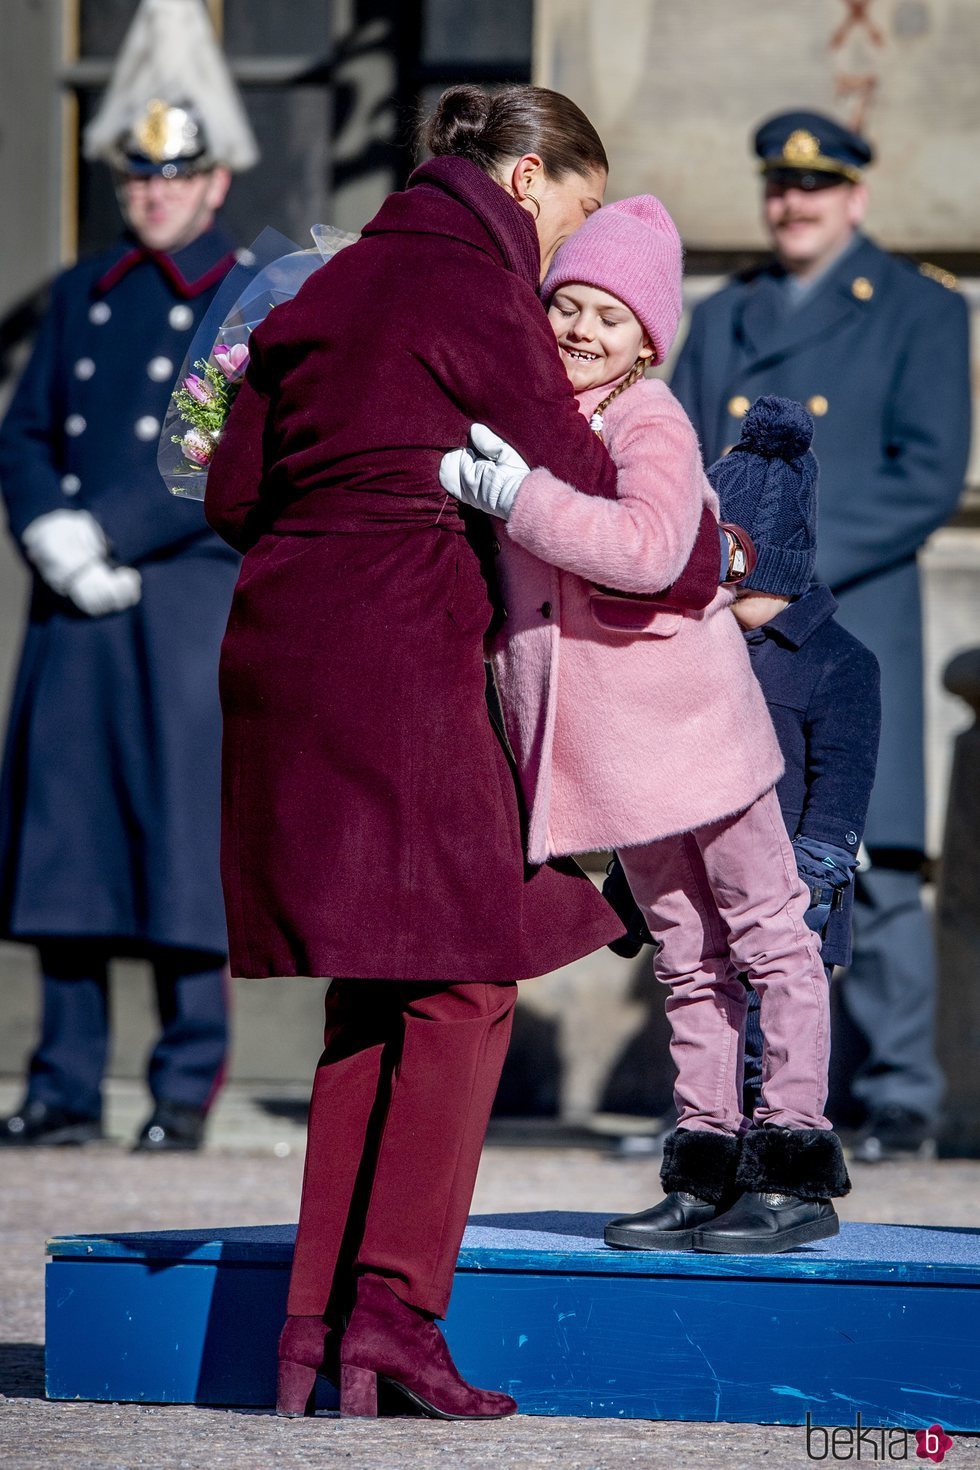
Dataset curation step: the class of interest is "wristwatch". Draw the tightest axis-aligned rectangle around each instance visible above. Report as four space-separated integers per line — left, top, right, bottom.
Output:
720 522 756 583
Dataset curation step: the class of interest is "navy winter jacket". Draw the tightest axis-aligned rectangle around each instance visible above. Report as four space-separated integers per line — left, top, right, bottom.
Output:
743 583 880 966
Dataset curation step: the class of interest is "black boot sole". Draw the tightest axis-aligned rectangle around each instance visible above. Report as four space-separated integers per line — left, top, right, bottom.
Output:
604 1224 698 1251
132 1137 203 1153
0 1122 104 1147
693 1212 840 1255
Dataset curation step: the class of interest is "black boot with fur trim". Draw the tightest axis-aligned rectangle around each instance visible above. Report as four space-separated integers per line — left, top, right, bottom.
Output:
693 1126 850 1255
604 1128 740 1251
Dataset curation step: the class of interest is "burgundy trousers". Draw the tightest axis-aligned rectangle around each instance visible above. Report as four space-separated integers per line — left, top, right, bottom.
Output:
286 978 517 1321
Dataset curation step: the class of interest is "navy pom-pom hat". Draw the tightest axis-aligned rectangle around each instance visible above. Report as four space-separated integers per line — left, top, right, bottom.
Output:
708 396 819 598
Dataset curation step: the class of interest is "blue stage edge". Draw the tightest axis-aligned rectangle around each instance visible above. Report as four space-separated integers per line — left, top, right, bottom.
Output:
46 1214 980 1428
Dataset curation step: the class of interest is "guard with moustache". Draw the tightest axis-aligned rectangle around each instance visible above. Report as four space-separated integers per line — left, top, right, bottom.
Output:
671 110 971 1160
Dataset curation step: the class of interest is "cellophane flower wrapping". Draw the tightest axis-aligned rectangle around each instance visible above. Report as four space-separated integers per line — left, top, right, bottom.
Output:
158 224 359 500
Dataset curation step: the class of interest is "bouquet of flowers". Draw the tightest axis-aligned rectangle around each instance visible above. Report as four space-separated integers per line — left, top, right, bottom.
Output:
169 344 249 470
159 224 359 500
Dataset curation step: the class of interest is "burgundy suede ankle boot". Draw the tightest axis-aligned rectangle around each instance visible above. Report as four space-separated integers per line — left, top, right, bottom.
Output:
339 1274 517 1419
276 1313 339 1417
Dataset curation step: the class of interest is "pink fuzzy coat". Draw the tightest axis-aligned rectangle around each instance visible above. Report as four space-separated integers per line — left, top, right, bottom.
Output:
491 376 784 864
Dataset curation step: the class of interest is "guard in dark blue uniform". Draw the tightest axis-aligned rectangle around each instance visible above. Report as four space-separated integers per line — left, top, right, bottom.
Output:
0 10 259 1150
672 111 972 1159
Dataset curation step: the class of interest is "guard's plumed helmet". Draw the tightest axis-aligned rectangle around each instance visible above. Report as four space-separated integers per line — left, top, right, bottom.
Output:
83 0 258 174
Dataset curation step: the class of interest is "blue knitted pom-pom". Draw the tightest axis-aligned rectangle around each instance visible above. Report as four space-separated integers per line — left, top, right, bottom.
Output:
739 395 813 460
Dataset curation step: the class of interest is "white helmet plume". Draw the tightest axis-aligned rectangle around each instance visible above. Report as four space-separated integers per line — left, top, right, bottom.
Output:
83 0 259 172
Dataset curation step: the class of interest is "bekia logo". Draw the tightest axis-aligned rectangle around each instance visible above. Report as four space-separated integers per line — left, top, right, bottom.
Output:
805 1413 955 1461
914 1425 954 1463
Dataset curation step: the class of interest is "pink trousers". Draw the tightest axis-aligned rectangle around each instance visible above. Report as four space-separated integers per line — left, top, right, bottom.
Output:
619 787 831 1135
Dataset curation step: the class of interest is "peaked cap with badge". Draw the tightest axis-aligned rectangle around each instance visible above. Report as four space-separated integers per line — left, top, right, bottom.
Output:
754 109 874 189
0 0 259 1140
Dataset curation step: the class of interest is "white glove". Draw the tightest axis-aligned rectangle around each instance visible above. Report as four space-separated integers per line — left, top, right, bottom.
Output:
66 561 142 617
22 510 108 595
439 423 531 521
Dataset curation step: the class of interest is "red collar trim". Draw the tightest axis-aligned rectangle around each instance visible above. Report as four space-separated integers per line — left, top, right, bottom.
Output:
95 246 237 300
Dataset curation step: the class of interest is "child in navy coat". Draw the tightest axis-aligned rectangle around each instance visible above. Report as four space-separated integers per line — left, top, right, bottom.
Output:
605 396 880 1250
713 399 881 1127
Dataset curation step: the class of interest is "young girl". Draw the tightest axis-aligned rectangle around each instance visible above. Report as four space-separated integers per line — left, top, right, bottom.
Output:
440 195 850 1253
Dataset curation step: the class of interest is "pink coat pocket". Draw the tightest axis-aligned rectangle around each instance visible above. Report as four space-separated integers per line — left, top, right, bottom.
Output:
589 592 683 637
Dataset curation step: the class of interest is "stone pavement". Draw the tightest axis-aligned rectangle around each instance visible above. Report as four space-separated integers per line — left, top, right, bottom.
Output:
2 1080 979 1470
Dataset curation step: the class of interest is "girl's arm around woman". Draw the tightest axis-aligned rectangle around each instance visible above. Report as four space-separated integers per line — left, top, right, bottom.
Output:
506 379 709 595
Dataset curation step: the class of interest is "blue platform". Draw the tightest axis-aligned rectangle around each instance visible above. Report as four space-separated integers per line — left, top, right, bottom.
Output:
46 1214 980 1427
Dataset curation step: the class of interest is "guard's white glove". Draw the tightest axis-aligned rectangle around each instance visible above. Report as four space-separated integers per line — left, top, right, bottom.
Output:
21 510 109 595
66 561 142 617
439 423 530 521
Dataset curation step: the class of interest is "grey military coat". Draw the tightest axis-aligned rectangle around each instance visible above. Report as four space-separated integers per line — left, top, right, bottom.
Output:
672 233 971 853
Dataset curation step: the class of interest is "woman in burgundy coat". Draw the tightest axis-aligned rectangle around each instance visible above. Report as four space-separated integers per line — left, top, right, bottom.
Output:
205 85 721 1420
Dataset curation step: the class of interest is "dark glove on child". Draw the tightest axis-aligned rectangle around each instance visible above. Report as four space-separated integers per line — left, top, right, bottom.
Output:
602 854 655 959
792 836 859 937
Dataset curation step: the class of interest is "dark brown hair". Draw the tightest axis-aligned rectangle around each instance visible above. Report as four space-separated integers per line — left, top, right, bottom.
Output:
420 84 608 181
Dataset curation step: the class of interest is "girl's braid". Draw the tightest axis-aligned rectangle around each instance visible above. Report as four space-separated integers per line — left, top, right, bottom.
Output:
591 356 649 438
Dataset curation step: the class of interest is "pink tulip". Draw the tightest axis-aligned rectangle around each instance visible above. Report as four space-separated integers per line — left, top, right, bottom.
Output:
184 373 213 404
181 428 215 467
213 343 250 380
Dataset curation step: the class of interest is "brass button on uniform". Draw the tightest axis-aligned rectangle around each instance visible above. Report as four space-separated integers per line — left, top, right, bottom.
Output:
540 602 552 619
807 394 829 417
851 276 874 301
728 395 750 419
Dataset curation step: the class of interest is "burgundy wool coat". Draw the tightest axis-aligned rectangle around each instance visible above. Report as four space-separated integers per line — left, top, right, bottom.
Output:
205 158 719 982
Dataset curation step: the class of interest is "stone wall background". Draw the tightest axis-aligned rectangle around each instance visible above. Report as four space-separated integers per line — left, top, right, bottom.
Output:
535 0 980 250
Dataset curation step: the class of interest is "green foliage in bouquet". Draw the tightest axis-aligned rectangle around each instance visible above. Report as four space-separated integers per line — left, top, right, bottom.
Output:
170 352 245 468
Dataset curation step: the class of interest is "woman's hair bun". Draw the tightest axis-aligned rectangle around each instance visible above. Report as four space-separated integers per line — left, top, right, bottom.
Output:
424 85 493 159
739 395 814 460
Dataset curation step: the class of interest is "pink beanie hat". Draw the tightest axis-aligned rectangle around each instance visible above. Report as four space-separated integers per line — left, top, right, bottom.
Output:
541 195 683 364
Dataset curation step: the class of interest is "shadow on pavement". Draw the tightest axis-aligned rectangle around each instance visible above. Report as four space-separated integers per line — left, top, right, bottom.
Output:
0 1342 45 1398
